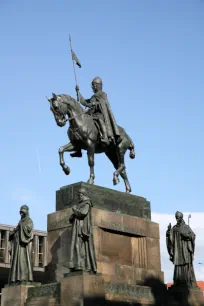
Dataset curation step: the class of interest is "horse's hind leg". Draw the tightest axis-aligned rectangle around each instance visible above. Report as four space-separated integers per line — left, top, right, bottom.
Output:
114 154 132 193
105 148 131 193
113 143 126 185
58 142 75 175
113 138 132 193
87 143 95 184
120 169 132 193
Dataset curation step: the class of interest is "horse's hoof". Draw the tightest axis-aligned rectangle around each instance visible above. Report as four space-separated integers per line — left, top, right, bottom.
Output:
113 177 119 185
87 178 94 184
130 150 135 159
63 166 70 175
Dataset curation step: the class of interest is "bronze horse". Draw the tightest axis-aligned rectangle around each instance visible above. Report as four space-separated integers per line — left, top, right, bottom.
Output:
47 93 135 193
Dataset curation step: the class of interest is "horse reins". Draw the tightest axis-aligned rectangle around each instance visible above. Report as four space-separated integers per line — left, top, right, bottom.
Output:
65 108 90 122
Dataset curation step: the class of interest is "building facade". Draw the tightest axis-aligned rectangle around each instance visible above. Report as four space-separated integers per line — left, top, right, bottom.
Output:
0 224 47 302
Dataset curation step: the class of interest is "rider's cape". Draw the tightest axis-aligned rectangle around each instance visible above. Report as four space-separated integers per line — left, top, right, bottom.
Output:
91 91 121 141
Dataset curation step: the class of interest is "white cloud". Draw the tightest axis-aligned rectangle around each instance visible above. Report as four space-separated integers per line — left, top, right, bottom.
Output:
152 212 204 283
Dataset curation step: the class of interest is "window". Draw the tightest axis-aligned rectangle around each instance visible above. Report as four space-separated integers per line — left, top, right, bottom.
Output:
38 236 44 267
8 240 11 263
0 230 6 263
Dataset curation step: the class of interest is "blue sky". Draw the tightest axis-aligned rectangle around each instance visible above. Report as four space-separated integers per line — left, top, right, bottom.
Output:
0 0 204 239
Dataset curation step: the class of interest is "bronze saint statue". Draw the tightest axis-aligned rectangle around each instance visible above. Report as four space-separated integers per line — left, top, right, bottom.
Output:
8 205 34 284
68 187 97 273
166 211 197 288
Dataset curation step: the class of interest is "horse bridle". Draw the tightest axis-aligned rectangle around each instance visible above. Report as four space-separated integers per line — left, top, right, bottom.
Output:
65 108 90 122
51 97 95 122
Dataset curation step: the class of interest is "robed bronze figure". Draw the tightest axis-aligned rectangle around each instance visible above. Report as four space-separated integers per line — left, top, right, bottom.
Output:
8 205 34 284
68 187 97 273
166 211 197 288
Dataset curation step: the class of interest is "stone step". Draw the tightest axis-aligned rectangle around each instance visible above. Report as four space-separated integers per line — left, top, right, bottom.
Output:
25 295 59 306
25 283 60 306
104 281 154 304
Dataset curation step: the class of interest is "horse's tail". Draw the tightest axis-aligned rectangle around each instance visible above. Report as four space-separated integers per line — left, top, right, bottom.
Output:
127 136 135 159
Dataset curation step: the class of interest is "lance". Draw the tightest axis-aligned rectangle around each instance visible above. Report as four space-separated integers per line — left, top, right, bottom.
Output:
69 35 81 103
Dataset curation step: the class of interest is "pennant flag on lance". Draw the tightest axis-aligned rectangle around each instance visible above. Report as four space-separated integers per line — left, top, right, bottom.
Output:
69 35 81 103
71 50 81 68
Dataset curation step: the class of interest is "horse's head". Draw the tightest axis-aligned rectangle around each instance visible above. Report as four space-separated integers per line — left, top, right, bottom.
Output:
47 93 83 127
47 93 68 127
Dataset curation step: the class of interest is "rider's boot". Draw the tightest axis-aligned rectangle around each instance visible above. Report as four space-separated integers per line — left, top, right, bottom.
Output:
99 120 109 145
70 150 82 158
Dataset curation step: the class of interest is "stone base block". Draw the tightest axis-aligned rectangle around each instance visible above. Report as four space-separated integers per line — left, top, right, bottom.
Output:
1 283 40 306
56 182 151 219
168 285 204 306
104 281 154 305
47 205 163 283
24 278 156 306
61 273 105 306
25 283 60 306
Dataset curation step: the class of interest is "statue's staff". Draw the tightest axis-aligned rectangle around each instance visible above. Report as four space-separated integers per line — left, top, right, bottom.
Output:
69 35 81 103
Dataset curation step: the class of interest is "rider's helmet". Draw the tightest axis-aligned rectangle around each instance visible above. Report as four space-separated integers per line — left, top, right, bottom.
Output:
92 77 103 91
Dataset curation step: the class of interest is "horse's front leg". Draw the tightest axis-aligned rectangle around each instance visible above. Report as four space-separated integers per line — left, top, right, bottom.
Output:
87 146 95 184
58 142 75 175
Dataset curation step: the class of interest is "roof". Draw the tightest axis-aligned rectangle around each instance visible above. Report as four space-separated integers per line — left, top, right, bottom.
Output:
197 282 204 291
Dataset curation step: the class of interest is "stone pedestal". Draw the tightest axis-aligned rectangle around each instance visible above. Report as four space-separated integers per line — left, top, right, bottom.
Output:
56 181 151 218
25 182 165 306
46 183 163 285
1 283 39 306
61 272 105 306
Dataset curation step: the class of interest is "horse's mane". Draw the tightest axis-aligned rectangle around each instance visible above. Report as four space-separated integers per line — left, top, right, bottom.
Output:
58 94 83 111
58 94 77 103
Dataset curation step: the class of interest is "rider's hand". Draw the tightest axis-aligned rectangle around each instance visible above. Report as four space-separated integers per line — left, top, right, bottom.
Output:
75 85 79 92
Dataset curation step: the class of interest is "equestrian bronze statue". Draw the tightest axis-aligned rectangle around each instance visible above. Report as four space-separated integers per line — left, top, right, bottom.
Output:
47 76 135 193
